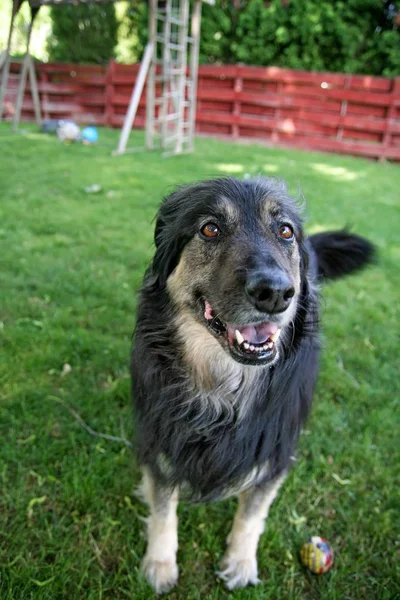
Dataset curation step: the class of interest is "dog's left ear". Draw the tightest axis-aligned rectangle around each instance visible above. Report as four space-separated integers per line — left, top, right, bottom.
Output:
151 187 193 288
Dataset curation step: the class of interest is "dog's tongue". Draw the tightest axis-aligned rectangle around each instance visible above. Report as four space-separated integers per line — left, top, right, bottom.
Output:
204 300 278 344
235 322 278 344
226 321 278 345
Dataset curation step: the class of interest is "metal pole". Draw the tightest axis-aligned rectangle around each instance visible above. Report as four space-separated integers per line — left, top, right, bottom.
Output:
174 0 189 153
160 0 172 149
28 6 42 126
145 0 157 150
115 43 154 154
187 0 202 152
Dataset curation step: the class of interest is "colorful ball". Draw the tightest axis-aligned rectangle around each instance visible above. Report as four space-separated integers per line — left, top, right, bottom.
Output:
81 126 98 144
300 536 334 574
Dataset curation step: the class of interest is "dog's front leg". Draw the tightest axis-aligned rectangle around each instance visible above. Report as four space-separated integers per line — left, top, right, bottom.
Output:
218 472 287 590
140 468 179 594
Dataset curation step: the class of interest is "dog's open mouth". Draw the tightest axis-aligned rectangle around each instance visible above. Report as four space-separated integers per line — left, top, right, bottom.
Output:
203 299 280 364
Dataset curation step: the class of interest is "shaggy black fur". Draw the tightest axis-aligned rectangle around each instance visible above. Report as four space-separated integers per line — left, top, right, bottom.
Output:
131 177 375 502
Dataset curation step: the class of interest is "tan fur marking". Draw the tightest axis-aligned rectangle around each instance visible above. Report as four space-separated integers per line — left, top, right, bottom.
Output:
218 473 287 589
141 468 179 593
167 250 194 310
175 309 245 392
221 462 271 499
217 195 239 222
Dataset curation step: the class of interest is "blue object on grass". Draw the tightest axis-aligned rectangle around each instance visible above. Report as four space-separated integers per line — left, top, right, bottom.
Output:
81 126 98 144
41 119 61 134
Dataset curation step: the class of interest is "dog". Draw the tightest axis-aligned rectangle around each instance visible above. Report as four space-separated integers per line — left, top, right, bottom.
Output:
131 177 374 593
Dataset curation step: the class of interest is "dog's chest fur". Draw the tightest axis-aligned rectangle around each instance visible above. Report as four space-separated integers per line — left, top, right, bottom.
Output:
174 310 260 403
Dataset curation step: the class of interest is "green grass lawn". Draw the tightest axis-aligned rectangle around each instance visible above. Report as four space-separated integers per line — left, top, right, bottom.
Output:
0 124 399 600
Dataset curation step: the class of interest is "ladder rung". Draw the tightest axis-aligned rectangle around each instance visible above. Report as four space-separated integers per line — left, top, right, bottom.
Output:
165 113 180 122
162 40 186 52
154 113 179 123
171 16 185 26
154 69 186 81
159 91 180 100
164 134 190 145
164 134 179 143
168 42 185 51
154 92 180 105
156 36 185 51
156 14 185 26
168 68 186 75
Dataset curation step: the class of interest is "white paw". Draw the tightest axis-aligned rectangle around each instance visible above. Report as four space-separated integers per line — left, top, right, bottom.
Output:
217 554 261 590
142 555 179 594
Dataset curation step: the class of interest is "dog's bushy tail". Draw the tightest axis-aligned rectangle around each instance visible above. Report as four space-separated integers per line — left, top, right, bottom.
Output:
309 230 376 281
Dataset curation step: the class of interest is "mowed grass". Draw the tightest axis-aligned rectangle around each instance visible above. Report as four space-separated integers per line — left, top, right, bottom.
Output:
0 123 399 600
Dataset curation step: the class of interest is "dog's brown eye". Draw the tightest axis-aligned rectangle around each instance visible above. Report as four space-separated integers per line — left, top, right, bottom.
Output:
278 224 294 240
201 223 220 238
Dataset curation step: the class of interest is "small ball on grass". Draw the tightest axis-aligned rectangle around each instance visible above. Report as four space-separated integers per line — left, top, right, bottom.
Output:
300 536 334 574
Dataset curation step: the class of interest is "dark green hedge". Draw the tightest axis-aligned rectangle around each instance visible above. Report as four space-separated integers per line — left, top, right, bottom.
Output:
199 0 400 76
47 4 119 64
47 0 399 76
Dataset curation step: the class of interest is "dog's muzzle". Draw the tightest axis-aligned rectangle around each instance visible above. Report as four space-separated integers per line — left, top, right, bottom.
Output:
203 299 282 365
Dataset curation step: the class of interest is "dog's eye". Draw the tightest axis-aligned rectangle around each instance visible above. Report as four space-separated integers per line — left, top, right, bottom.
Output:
200 223 220 239
277 224 294 240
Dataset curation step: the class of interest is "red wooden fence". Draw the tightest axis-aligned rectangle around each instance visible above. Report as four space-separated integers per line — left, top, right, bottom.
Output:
3 60 400 161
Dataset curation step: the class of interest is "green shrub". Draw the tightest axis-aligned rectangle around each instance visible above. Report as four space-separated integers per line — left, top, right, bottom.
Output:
47 3 119 64
199 0 400 76
122 0 399 75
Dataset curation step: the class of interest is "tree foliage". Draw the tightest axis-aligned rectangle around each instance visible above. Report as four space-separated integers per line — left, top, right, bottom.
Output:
47 0 400 76
199 0 400 76
47 4 119 64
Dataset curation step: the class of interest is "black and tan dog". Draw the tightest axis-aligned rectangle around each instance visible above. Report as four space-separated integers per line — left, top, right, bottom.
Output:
131 177 374 592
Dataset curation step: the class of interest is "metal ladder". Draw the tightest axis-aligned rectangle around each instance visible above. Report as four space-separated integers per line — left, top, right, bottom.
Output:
146 0 196 156
115 0 207 157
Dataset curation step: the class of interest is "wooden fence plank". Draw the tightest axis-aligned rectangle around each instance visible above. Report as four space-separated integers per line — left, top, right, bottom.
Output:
104 59 115 127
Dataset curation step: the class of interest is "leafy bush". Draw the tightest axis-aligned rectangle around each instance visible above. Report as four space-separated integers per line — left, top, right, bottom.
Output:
106 0 399 75
125 0 148 62
47 4 119 64
199 0 400 76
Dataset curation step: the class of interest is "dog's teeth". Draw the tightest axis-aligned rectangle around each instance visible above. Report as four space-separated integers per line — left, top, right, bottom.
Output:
235 330 244 345
243 342 250 350
270 329 281 343
249 345 255 352
267 341 273 349
263 344 269 351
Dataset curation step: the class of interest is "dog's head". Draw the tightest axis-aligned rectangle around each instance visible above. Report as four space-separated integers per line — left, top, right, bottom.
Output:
152 177 309 367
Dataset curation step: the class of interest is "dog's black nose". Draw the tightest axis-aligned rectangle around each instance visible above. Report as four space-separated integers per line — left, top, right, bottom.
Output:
245 270 295 313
